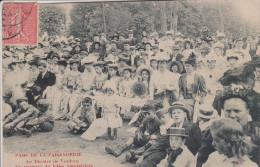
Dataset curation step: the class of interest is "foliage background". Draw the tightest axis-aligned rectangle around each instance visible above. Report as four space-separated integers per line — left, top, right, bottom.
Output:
39 0 260 39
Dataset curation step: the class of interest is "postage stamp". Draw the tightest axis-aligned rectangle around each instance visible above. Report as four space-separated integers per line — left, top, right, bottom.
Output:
2 2 38 45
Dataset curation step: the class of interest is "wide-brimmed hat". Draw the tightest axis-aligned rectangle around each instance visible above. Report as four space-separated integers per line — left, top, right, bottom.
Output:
104 54 117 63
27 58 39 66
157 52 170 62
110 40 118 45
136 44 146 50
169 102 192 121
79 51 88 57
226 52 240 61
212 42 224 49
118 54 130 62
141 103 156 112
198 104 218 119
69 58 80 64
234 38 244 43
156 107 169 118
81 56 95 65
167 61 184 73
93 61 105 67
150 56 159 61
136 65 153 76
182 40 193 48
219 65 246 86
171 45 180 50
166 127 189 137
57 59 68 66
37 60 47 66
107 63 119 69
121 65 136 72
184 56 197 67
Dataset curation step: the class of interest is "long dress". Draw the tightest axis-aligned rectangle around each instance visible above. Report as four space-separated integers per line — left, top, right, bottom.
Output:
58 70 83 119
102 94 122 128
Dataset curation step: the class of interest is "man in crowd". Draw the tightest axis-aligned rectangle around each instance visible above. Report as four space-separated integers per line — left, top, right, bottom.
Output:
34 60 56 93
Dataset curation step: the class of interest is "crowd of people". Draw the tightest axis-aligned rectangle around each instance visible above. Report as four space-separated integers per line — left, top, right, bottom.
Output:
2 28 260 167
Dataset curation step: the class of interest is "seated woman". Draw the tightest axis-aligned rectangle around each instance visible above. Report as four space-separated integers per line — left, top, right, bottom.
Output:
203 118 257 167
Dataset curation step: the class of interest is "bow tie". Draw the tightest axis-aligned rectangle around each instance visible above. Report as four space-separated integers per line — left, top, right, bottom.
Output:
167 148 183 164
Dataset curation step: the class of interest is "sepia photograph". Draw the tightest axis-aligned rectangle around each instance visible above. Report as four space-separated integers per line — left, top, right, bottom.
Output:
1 0 260 166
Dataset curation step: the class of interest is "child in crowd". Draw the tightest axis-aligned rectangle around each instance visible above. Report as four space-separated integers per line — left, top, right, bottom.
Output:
203 118 257 167
118 66 136 118
102 81 122 140
92 61 107 91
68 97 96 134
136 66 154 100
157 127 194 167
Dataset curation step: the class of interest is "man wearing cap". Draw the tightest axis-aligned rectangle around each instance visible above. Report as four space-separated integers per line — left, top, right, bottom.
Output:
151 45 160 58
126 30 138 46
105 40 121 58
196 103 218 134
120 41 134 60
226 38 251 65
117 33 126 50
34 60 56 93
170 45 181 61
3 97 40 137
25 99 55 137
157 128 194 167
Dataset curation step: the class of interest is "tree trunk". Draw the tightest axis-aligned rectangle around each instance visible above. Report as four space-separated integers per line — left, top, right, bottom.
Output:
160 1 167 32
173 1 178 32
102 3 107 34
218 2 224 32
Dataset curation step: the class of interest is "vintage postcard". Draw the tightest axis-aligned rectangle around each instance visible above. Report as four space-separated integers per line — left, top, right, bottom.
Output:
1 0 260 167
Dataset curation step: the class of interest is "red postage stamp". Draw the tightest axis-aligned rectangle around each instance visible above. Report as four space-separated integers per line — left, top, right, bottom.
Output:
2 2 38 45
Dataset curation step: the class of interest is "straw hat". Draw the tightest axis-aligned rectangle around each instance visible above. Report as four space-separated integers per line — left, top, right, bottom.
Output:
136 65 153 76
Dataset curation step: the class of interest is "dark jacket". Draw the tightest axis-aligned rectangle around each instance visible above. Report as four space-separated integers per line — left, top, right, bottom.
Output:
34 71 56 92
176 118 202 155
196 121 260 167
142 118 202 159
26 91 42 107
